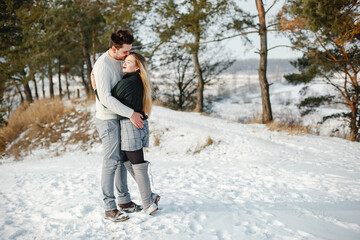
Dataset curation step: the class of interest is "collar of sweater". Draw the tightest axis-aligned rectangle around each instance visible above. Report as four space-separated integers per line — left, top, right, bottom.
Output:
123 72 140 79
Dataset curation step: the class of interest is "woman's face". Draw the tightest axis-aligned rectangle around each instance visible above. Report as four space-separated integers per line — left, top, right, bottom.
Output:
122 55 139 73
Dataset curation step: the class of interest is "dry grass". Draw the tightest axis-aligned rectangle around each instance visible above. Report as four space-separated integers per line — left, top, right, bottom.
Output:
266 121 311 135
194 137 214 154
152 99 164 107
246 113 311 136
0 99 71 153
154 134 161 146
150 129 164 147
0 98 99 160
245 113 263 124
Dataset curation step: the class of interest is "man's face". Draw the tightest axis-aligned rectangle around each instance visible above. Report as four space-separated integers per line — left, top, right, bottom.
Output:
114 44 132 60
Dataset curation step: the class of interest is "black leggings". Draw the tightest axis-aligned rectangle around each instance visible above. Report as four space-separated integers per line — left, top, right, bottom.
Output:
123 149 145 165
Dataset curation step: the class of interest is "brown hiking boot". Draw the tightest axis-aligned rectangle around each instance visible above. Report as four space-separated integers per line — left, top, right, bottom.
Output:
104 209 129 222
118 201 143 213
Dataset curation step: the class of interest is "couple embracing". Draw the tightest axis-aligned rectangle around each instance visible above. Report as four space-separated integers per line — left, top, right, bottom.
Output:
92 29 160 222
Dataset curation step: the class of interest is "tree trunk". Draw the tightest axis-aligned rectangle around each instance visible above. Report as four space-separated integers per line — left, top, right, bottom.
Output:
81 45 92 97
193 32 204 112
357 109 360 141
92 29 96 64
48 62 54 98
65 73 70 100
78 27 92 98
256 0 273 123
193 51 204 112
15 84 24 103
24 81 33 103
179 85 184 110
58 58 62 98
349 77 359 141
349 103 358 141
41 77 45 98
80 62 89 98
33 75 39 100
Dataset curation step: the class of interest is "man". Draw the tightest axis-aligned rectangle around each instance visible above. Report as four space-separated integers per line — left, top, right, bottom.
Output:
93 29 144 222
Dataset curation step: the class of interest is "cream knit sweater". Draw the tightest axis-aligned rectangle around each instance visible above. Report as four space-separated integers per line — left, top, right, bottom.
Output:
93 50 134 120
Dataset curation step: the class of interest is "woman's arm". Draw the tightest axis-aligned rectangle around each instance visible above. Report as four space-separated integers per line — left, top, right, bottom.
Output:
92 68 144 128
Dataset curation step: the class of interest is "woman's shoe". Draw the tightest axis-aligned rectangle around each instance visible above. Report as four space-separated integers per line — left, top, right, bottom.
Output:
144 202 159 215
151 193 161 206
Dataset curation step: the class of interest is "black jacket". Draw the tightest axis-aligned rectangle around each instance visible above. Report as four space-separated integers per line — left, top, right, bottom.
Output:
111 72 146 120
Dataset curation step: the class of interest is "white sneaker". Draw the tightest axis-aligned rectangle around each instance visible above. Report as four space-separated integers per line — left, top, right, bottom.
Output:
144 202 159 215
151 193 161 206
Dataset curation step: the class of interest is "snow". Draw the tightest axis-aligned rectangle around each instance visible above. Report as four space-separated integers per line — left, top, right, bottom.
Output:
1 105 360 240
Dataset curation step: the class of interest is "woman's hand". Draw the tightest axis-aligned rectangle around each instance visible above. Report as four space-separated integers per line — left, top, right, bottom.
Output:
130 112 144 129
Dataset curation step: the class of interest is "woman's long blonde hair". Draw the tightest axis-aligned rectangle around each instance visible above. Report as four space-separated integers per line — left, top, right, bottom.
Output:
130 52 152 116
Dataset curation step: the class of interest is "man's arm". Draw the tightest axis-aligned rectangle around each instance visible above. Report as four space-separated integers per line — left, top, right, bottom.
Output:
93 67 144 128
91 70 96 90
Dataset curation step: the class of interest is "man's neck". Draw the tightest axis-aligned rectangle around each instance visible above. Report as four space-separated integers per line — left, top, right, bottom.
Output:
107 49 119 60
108 48 116 60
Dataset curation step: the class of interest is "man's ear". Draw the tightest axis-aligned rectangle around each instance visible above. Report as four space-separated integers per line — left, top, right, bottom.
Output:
111 46 117 53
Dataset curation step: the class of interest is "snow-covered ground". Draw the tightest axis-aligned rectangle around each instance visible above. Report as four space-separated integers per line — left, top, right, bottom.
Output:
1 106 360 240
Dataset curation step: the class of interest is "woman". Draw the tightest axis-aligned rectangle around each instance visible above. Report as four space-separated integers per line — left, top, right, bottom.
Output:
94 52 160 215
112 52 160 215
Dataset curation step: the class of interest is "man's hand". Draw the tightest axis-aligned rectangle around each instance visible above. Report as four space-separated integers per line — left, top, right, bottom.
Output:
130 112 144 129
91 70 96 90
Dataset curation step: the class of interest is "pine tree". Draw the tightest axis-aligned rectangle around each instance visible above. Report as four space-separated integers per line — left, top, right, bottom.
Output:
279 0 360 141
0 0 45 103
43 0 106 97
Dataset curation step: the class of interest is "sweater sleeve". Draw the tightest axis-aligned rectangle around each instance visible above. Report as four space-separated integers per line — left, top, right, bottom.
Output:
94 64 134 118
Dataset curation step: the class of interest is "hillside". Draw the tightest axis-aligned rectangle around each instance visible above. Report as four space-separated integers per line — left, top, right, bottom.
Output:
0 105 359 239
226 58 297 74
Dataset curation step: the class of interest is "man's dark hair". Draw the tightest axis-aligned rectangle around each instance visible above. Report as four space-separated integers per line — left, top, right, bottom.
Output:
109 29 134 49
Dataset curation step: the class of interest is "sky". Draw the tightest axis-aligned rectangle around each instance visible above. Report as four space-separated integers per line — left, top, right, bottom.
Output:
224 0 303 59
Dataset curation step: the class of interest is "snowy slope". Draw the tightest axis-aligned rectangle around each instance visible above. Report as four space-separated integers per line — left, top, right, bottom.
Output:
1 106 360 240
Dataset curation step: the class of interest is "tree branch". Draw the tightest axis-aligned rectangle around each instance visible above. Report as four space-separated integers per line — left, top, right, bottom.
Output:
267 44 293 51
68 40 84 49
199 31 259 44
322 73 352 106
147 42 165 61
265 0 279 15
